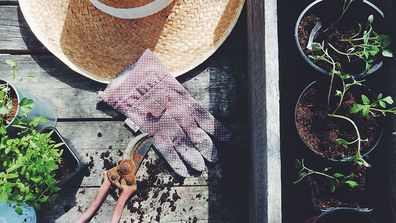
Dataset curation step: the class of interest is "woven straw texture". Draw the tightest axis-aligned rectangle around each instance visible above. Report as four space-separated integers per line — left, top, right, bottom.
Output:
19 0 245 83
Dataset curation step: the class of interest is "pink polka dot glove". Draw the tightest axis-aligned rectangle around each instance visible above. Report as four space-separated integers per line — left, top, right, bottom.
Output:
99 50 231 177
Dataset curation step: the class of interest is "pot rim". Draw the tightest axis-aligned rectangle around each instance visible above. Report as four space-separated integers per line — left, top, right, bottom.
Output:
294 0 385 79
294 81 384 162
313 207 375 223
0 78 22 129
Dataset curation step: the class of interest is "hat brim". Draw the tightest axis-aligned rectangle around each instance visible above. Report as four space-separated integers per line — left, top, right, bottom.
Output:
19 0 245 83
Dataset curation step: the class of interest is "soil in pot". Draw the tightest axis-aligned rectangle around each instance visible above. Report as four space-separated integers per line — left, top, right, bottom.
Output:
0 82 19 125
310 165 369 210
295 81 382 160
297 0 386 75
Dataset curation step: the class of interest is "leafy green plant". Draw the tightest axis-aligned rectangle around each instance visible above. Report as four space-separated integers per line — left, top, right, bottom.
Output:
350 93 396 117
309 42 364 114
294 159 359 193
329 15 393 72
0 100 62 214
309 42 371 167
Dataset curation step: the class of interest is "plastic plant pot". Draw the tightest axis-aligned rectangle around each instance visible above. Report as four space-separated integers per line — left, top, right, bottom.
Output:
295 81 383 162
294 0 385 79
310 181 373 213
0 202 37 223
313 208 375 223
0 78 57 131
42 127 83 186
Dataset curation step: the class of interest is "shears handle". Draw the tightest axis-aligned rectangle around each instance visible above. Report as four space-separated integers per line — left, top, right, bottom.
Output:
111 188 136 223
77 172 112 223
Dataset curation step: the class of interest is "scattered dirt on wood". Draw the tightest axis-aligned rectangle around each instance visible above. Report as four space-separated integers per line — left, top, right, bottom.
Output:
100 151 116 169
125 158 185 221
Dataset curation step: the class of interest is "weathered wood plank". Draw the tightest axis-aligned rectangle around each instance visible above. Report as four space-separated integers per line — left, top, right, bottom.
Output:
40 186 232 223
0 5 45 52
0 54 244 119
55 120 247 187
247 0 281 222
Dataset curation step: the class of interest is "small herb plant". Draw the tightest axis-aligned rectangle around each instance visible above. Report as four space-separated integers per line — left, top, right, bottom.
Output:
350 93 396 117
0 100 63 214
329 15 393 72
309 42 371 167
294 159 359 193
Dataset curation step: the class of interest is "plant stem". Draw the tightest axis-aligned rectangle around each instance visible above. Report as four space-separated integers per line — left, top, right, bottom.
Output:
328 113 369 167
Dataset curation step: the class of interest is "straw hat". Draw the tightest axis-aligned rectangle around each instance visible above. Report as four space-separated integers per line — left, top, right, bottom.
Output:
19 0 245 83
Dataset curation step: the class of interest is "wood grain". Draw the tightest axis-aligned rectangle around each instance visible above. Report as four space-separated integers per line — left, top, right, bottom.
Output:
247 0 281 222
0 2 250 223
40 187 232 223
0 54 244 119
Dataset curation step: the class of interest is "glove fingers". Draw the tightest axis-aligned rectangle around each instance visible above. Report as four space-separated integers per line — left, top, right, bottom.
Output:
173 135 206 172
185 127 217 162
191 106 231 142
153 136 189 177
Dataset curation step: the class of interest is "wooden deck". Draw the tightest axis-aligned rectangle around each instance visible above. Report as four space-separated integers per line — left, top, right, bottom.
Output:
0 1 249 222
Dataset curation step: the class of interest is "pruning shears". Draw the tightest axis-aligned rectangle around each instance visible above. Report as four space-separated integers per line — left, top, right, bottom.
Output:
77 133 154 223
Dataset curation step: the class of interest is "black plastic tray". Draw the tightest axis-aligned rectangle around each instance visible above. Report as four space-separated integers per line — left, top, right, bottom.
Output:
42 127 83 187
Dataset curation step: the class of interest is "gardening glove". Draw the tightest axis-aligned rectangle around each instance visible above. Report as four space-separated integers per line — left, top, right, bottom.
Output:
99 50 231 177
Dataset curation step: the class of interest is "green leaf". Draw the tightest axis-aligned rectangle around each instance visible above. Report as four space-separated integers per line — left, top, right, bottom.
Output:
361 95 370 105
19 98 34 115
333 173 344 178
14 206 22 215
379 100 386 108
0 187 8 203
295 159 302 169
350 104 364 113
345 180 359 188
4 59 17 68
382 96 394 105
382 49 393 58
368 46 380 56
336 138 349 148
330 184 336 193
362 106 370 117
311 42 322 52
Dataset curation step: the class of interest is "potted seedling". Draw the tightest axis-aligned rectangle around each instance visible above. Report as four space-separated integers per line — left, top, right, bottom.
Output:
295 41 385 166
295 0 392 78
0 78 57 132
42 126 83 187
294 159 371 211
0 99 82 215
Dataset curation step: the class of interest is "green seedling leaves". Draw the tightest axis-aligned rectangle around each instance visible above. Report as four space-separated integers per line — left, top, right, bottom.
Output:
0 114 63 214
351 94 396 117
19 98 34 115
345 180 359 188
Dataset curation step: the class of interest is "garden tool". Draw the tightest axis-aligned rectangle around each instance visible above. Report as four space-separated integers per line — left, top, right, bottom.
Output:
77 133 154 223
99 49 231 177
